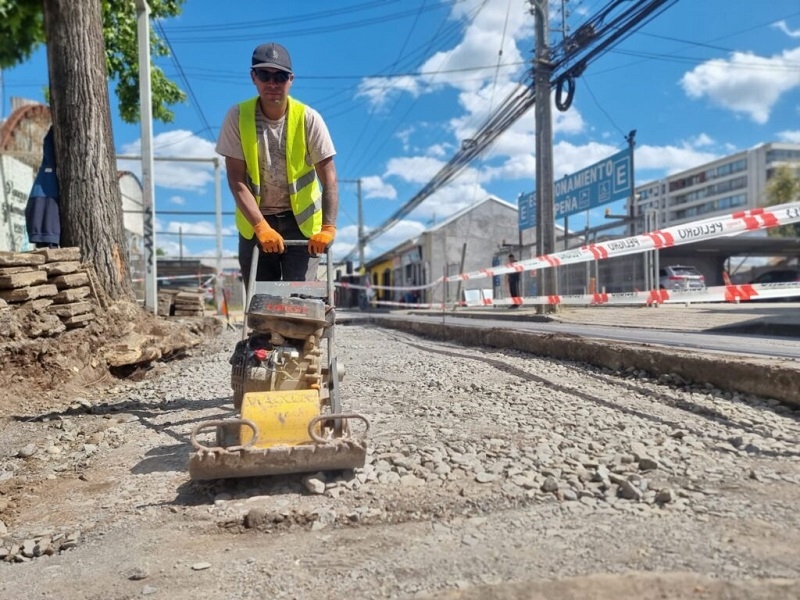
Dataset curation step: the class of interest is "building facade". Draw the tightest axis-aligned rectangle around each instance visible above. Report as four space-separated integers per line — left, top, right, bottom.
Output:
632 142 800 233
364 196 522 305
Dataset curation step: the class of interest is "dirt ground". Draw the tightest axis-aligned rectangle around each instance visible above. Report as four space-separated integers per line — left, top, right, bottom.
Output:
1 307 799 599
0 299 221 416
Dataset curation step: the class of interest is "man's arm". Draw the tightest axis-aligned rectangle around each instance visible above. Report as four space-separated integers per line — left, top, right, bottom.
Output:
314 156 338 226
225 156 263 227
227 156 285 252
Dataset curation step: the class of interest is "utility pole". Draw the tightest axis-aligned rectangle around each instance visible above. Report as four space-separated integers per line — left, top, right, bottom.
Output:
213 157 223 313
135 0 157 313
356 178 364 270
625 129 637 236
340 178 365 270
625 129 645 288
117 154 223 309
532 0 557 314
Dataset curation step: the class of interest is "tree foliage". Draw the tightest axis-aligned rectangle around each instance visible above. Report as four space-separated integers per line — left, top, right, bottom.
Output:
764 164 800 237
0 0 186 124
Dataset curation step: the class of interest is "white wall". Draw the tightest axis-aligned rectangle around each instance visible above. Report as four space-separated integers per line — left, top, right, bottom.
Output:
119 172 144 237
0 155 35 252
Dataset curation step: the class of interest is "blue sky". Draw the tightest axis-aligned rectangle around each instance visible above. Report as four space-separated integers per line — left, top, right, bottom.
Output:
3 0 800 262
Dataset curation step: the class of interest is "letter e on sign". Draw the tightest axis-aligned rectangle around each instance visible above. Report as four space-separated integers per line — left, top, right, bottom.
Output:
612 154 630 194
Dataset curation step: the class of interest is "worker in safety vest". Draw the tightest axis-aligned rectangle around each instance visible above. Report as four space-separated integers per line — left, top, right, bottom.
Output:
216 42 338 284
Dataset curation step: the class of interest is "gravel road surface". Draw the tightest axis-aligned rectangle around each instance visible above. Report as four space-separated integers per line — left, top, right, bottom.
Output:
1 322 799 599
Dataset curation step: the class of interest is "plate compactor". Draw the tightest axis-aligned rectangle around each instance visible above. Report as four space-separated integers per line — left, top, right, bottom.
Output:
188 243 369 480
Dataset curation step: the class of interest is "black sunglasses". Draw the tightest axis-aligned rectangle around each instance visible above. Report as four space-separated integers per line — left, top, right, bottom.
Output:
252 69 291 84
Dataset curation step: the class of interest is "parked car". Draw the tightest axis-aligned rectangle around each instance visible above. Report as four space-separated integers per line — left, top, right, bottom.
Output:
749 269 800 285
658 265 706 291
747 268 800 302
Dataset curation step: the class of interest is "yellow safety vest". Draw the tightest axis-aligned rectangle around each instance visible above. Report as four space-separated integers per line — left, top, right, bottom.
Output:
235 96 322 239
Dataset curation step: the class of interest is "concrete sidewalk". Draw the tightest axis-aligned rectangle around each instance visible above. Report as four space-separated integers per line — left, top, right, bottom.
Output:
404 302 800 338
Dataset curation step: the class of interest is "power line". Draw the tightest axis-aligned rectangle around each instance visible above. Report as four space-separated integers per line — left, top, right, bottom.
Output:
589 9 800 76
174 59 528 83
154 20 215 138
342 0 439 173
340 0 681 262
162 0 404 32
579 75 624 137
163 1 461 43
341 0 491 178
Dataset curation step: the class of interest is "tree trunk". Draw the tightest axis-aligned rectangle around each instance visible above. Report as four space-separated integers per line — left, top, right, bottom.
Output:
43 0 133 300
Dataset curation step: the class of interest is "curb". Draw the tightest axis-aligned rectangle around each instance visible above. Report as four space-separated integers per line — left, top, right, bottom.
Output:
355 315 800 408
708 322 800 339
404 309 800 339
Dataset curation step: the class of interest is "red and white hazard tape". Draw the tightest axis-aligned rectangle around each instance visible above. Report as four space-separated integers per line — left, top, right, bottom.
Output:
362 282 800 310
334 202 800 292
460 282 800 307
451 203 800 283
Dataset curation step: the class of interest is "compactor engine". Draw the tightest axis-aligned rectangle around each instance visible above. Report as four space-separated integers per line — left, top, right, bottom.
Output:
230 294 329 408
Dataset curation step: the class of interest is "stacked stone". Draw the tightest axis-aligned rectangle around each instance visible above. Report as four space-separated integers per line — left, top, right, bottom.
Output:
0 247 96 335
0 531 81 563
157 288 205 317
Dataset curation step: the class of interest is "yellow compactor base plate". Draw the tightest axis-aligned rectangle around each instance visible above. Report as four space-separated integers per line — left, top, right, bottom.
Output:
239 389 321 448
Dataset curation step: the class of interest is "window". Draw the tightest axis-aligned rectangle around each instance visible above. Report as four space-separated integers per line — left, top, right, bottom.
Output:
766 149 800 163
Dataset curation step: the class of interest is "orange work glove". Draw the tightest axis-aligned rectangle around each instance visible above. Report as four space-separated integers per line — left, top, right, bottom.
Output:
308 224 336 256
253 219 284 253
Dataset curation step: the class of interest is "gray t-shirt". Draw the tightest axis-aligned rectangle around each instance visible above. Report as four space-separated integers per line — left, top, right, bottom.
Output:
215 100 336 215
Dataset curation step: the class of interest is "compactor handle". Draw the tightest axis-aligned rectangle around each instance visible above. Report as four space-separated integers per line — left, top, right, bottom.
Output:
190 419 259 453
307 414 370 444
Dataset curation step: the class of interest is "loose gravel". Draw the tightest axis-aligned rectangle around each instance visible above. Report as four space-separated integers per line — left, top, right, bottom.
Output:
1 322 799 599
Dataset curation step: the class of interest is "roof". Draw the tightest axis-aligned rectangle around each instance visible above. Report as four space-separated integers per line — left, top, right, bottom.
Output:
364 194 576 269
425 195 517 233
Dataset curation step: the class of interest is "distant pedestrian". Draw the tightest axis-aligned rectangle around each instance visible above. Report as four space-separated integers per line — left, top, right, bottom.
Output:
25 125 60 248
507 253 521 308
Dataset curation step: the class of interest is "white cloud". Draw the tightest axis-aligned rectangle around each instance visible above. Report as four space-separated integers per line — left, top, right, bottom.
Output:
773 20 800 38
426 143 450 158
778 130 800 143
369 219 426 249
551 141 621 179
681 47 800 123
411 182 493 222
482 138 722 185
162 220 222 236
385 156 445 184
335 219 427 261
364 164 494 252
635 143 719 176
356 0 532 108
361 175 397 200
482 154 537 183
688 133 714 148
152 239 186 259
396 127 415 152
169 195 186 205
553 103 586 135
117 130 218 192
356 76 422 110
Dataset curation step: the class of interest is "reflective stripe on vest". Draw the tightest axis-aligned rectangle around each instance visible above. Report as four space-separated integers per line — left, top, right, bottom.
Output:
235 96 322 239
